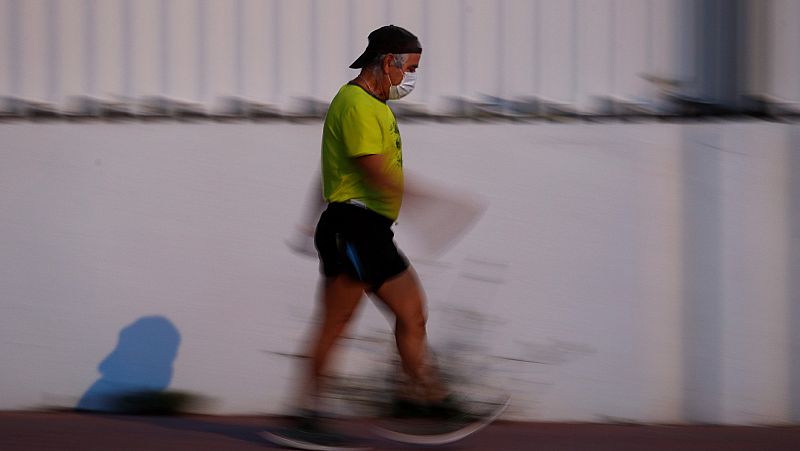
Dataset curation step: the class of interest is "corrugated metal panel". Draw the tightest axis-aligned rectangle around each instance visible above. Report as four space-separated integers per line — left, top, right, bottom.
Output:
768 0 800 103
4 0 793 115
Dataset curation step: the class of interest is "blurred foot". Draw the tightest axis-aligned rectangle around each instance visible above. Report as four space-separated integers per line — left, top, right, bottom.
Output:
261 413 370 451
376 394 510 445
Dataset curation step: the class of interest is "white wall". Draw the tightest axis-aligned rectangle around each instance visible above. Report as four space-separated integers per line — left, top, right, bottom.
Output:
0 120 797 424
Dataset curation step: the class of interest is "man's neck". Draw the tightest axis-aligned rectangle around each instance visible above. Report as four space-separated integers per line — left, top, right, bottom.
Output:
355 71 386 101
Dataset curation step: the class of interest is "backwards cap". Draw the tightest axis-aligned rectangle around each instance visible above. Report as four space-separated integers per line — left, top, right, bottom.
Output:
349 25 422 69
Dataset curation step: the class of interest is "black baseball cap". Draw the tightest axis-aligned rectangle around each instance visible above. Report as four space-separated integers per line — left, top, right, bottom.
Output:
349 25 422 69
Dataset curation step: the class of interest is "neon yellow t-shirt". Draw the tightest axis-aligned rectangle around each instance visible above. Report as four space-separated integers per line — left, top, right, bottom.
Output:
321 83 404 220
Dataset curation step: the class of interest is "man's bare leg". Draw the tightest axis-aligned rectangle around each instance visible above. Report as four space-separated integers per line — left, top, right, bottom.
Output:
373 268 446 402
303 274 366 409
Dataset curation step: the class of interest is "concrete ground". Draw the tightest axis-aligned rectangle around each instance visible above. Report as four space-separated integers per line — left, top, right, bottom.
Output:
1 412 799 450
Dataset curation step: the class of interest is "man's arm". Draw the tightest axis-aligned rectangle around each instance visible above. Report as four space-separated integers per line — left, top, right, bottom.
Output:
356 154 402 194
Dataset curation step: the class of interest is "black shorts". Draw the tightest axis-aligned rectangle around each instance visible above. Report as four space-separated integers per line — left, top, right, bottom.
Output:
314 202 409 290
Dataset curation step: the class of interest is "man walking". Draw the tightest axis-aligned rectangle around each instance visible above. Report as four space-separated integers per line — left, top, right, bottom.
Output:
265 25 505 450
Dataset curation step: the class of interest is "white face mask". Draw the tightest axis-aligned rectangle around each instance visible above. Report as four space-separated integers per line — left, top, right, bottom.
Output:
388 71 417 100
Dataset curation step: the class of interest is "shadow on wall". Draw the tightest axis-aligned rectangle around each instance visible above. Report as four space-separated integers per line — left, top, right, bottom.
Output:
76 316 181 412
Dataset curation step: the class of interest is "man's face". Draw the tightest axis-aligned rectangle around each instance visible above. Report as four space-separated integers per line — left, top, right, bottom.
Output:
386 53 421 85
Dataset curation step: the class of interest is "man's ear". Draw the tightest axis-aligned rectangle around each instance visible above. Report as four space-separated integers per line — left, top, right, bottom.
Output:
382 54 394 73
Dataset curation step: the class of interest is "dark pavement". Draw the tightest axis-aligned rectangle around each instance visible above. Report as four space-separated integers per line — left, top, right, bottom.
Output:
1 412 799 450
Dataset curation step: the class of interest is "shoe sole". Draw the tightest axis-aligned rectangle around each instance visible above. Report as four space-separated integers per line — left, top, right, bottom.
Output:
259 430 371 451
372 395 510 445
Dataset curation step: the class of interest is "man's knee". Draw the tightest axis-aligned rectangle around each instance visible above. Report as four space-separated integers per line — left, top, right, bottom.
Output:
397 308 427 333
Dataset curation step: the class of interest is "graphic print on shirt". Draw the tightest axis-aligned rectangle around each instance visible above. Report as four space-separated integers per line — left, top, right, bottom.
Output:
390 119 403 169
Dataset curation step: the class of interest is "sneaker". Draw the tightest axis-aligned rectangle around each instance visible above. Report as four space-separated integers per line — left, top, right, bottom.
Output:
375 394 510 445
389 397 430 419
260 414 370 451
389 395 475 419
428 394 479 421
